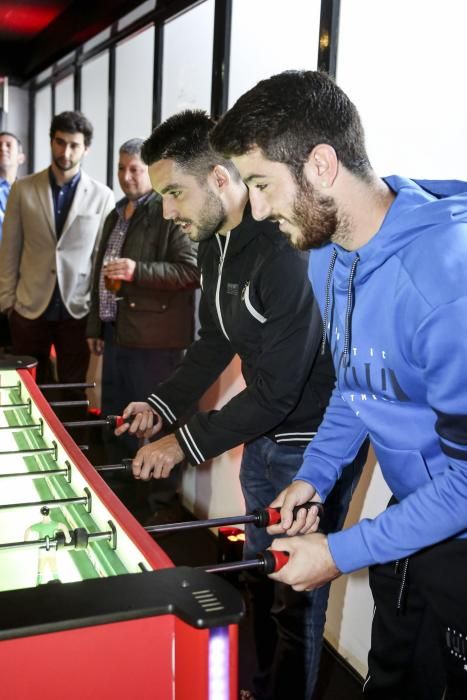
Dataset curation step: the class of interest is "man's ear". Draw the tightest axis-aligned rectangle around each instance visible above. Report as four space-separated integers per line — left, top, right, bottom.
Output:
18 152 26 166
210 164 231 192
304 144 338 189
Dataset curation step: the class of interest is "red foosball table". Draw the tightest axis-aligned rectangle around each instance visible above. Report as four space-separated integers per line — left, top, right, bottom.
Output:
0 363 243 700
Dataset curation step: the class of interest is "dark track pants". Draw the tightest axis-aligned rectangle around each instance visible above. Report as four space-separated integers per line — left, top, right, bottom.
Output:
364 539 467 700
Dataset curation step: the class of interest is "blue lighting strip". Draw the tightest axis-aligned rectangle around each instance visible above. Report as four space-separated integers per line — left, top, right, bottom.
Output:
208 626 230 699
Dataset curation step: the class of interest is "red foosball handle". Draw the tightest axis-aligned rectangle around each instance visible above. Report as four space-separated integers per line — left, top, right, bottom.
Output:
107 415 131 429
261 549 290 574
255 501 324 527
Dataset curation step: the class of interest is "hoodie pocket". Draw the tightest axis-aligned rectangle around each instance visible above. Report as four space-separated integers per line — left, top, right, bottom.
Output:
370 436 432 500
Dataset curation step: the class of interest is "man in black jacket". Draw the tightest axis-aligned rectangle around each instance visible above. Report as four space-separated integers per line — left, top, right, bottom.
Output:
116 112 367 700
86 138 199 509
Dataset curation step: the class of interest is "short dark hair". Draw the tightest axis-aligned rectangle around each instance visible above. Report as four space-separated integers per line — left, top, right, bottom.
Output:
141 109 239 181
119 138 144 158
0 131 23 151
40 506 50 516
210 70 371 181
50 111 93 147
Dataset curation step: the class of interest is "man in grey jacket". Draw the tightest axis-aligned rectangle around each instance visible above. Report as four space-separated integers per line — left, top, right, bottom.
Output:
86 138 199 512
0 111 114 386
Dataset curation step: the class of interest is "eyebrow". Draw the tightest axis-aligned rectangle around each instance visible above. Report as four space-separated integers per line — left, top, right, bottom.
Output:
244 174 267 184
160 182 182 194
55 136 82 147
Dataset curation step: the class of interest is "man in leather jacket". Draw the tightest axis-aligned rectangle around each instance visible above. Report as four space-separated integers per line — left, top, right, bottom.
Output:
86 138 199 513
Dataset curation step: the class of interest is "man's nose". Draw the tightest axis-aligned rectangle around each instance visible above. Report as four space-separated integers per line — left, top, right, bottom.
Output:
162 199 177 220
249 190 271 221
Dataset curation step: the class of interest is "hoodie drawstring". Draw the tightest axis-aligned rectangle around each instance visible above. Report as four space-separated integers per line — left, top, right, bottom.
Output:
342 254 360 367
320 249 360 368
320 249 338 356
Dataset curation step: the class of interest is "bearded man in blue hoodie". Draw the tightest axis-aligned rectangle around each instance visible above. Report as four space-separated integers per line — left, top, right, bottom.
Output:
211 70 467 699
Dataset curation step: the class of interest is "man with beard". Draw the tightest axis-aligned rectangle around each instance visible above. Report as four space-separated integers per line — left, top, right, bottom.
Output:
115 109 367 700
210 70 467 698
0 111 113 388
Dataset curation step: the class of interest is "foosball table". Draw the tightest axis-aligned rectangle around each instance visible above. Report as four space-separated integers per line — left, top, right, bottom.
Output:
0 364 244 700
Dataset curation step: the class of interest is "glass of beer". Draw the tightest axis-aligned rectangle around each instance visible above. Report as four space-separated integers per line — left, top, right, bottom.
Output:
103 256 123 297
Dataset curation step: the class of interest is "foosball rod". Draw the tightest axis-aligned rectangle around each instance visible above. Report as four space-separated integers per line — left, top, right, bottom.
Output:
38 382 96 390
202 549 290 575
62 415 129 429
0 488 91 512
49 400 89 408
145 501 323 535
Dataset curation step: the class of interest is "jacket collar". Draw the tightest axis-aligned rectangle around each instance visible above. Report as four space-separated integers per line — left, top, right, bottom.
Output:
214 201 264 258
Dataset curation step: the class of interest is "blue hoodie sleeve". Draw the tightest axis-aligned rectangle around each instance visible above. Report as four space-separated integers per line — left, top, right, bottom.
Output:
294 387 368 498
328 296 467 573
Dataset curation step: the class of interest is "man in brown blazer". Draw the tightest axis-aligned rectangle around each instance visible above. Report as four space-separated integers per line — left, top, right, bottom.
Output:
0 111 114 386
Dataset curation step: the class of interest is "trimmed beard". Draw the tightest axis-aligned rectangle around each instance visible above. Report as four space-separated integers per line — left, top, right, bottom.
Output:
287 177 340 251
187 189 227 242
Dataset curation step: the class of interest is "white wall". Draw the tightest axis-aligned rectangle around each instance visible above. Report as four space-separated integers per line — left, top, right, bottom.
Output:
161 0 214 120
81 52 109 185
5 85 29 176
34 86 52 172
113 26 155 196
54 75 74 114
228 0 321 106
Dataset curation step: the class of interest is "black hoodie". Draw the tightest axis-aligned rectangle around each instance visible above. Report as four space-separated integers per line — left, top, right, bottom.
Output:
147 205 335 465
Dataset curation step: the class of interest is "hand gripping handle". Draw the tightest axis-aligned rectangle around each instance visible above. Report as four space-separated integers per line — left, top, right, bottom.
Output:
260 549 290 574
254 500 324 527
107 415 131 429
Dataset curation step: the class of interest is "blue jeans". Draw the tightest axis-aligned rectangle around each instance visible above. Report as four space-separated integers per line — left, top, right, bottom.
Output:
240 435 368 700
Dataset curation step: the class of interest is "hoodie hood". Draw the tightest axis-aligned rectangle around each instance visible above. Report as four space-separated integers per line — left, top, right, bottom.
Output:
338 176 467 281
317 177 467 365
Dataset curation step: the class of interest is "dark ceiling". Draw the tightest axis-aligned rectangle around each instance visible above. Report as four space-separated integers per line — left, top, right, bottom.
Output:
0 0 150 83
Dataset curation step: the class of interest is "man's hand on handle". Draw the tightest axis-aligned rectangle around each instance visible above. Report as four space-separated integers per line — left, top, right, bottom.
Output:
268 533 341 591
132 434 185 480
115 401 163 439
268 480 322 536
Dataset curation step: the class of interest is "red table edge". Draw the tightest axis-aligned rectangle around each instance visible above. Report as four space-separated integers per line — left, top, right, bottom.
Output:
17 368 173 570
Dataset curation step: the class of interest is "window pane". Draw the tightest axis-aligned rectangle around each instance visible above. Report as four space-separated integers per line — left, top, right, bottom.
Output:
337 0 467 179
55 75 74 114
161 0 214 120
81 52 109 185
34 87 52 171
113 26 155 194
228 0 321 106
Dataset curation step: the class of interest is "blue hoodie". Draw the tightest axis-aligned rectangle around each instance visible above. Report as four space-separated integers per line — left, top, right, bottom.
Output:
295 176 467 574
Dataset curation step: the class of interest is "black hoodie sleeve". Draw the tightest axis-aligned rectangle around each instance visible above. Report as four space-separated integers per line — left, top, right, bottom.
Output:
146 286 236 426
173 246 323 465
